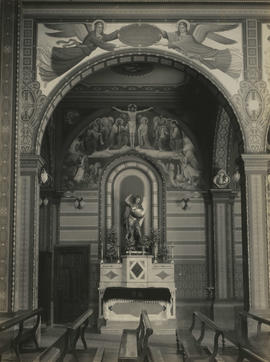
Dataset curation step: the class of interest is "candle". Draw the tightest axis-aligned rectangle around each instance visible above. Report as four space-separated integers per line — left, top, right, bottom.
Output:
101 242 104 264
171 244 174 264
117 245 120 263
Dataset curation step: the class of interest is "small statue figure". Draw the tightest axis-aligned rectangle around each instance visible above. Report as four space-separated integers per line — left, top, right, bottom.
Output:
213 169 230 189
124 194 145 251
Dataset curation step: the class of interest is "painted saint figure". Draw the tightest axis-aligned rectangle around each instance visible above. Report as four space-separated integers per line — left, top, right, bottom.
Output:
160 20 242 78
124 194 145 251
112 104 153 148
39 20 125 82
137 116 151 148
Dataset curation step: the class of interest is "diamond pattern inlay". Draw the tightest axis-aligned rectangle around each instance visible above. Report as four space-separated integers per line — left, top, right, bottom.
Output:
156 271 169 280
105 271 118 279
131 262 143 278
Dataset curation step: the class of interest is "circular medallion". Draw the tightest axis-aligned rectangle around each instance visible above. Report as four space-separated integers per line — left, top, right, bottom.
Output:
119 23 162 47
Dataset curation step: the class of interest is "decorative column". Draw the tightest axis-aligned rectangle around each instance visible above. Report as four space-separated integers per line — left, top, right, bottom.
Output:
242 154 270 311
211 189 237 328
0 0 18 314
211 189 236 299
15 155 44 310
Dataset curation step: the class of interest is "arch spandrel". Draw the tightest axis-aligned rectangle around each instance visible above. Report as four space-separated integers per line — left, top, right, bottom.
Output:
18 18 253 155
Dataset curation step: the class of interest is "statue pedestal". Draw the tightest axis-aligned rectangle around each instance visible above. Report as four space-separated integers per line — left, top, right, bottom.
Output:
98 255 176 334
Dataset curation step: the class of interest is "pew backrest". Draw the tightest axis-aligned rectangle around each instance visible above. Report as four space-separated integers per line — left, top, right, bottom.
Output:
136 310 153 356
33 330 69 362
240 311 270 337
189 311 224 359
0 308 42 361
67 308 94 359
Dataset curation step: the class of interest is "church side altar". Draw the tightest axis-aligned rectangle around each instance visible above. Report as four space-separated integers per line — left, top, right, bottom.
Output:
98 255 176 334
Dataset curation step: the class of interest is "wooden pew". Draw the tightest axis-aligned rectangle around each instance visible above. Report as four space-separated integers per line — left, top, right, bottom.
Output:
224 311 270 361
0 308 42 362
33 330 69 362
118 310 153 362
34 308 104 362
177 311 224 361
66 308 95 361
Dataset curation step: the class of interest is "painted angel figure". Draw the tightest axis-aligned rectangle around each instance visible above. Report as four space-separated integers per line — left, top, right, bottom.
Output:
160 20 242 78
38 20 125 83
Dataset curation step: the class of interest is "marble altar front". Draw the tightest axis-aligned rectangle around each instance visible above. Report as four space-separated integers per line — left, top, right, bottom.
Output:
98 255 176 331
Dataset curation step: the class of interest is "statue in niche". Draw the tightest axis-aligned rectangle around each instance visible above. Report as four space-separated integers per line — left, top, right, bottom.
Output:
124 194 145 251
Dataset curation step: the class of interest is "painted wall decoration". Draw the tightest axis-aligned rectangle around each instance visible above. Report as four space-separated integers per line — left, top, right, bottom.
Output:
61 106 201 190
158 21 242 79
37 20 243 94
262 24 270 86
38 20 126 84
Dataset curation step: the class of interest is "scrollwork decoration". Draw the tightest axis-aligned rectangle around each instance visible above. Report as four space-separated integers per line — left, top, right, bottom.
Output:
20 80 47 153
233 80 270 152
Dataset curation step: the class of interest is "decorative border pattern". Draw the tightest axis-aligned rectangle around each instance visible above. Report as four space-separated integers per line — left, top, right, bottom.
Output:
0 0 17 313
213 107 231 174
20 19 46 154
244 19 261 82
233 80 270 152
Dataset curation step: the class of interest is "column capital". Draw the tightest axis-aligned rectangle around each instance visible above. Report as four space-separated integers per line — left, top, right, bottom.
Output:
20 154 45 172
242 153 270 173
210 189 237 203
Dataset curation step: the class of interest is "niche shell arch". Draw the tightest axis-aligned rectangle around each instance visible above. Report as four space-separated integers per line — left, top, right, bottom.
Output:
99 155 165 257
34 48 245 156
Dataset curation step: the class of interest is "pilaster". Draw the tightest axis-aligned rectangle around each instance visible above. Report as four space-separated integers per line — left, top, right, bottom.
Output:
211 189 237 301
210 189 241 329
0 0 18 313
15 155 44 310
242 153 270 311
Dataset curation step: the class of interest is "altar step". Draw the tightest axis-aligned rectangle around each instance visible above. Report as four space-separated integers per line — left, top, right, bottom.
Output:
100 319 176 335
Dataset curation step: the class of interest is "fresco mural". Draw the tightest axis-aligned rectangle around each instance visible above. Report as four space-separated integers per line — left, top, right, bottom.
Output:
38 20 126 83
158 21 242 79
61 107 201 190
37 20 243 93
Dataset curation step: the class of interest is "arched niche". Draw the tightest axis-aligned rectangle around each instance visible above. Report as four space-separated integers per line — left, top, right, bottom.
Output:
99 155 165 257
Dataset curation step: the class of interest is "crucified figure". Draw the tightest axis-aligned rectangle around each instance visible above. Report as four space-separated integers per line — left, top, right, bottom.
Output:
112 104 153 148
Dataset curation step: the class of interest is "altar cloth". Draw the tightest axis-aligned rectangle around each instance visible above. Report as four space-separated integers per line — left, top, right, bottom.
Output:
103 287 171 302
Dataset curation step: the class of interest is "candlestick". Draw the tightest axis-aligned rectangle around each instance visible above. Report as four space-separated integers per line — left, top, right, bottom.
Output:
117 245 120 263
171 244 174 264
100 242 104 264
154 242 158 263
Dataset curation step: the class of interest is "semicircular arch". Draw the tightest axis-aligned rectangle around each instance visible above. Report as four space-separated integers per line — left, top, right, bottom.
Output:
35 48 245 155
